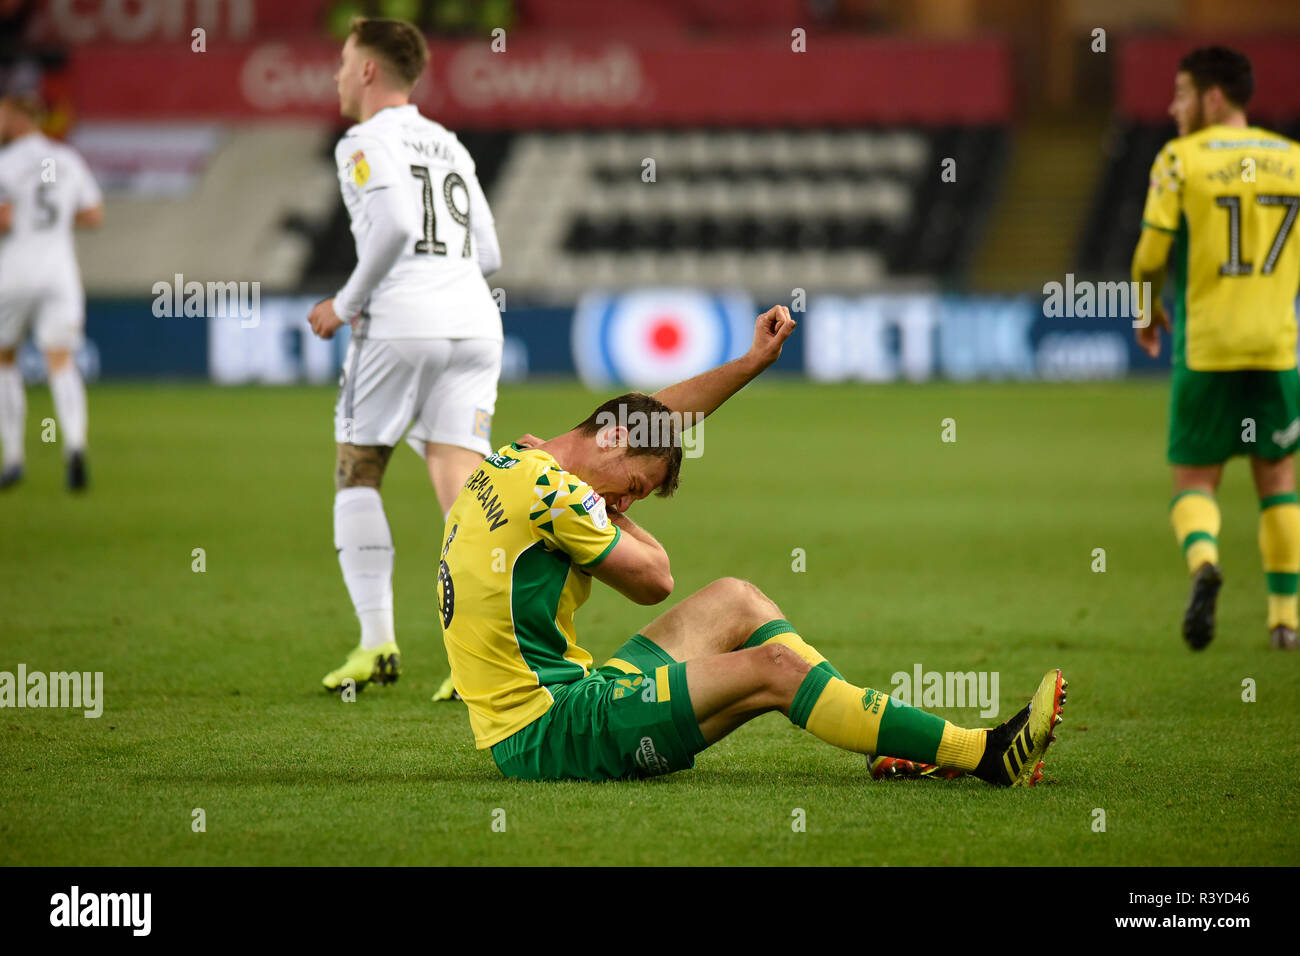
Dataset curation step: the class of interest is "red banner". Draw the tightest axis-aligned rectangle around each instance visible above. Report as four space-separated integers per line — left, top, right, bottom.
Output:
71 36 1012 126
1118 36 1300 122
30 0 324 46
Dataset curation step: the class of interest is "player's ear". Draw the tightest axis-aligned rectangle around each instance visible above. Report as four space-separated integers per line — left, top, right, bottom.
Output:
595 425 628 449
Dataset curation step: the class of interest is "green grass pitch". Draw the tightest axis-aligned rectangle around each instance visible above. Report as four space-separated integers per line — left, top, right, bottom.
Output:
1 379 1296 866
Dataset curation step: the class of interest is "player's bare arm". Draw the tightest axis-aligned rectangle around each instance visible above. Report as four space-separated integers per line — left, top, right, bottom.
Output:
1131 227 1173 356
652 304 795 419
587 510 673 605
511 304 798 453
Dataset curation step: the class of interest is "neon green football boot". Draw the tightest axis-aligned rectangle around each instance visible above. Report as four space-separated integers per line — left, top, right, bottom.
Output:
322 641 401 693
431 674 461 702
972 668 1067 787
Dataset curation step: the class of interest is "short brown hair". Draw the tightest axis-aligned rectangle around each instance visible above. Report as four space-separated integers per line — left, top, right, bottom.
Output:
350 17 429 89
574 392 684 498
1179 46 1253 108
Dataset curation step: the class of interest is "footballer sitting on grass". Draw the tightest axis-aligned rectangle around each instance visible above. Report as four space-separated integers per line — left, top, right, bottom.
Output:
437 305 1067 784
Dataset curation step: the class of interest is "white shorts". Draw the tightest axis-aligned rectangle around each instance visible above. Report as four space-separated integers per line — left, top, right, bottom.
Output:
334 336 503 456
0 287 85 351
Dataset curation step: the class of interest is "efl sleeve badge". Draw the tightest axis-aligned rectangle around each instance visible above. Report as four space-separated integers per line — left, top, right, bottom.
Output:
350 150 371 187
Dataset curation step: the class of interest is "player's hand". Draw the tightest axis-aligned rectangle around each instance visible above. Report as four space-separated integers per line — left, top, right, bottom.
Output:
748 305 797 370
308 298 346 339
1135 302 1171 358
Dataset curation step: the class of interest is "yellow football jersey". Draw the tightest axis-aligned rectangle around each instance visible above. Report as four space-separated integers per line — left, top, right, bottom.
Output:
438 444 622 749
1141 124 1300 370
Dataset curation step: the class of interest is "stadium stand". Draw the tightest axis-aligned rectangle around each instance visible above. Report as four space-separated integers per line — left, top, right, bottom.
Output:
72 124 338 294
300 124 1008 301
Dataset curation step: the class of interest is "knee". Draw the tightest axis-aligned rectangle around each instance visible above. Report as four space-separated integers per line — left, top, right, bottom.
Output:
45 350 71 372
752 643 811 707
708 576 782 624
0 347 16 365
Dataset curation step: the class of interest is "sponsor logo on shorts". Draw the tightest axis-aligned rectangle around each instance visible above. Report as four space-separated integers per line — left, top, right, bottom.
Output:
634 735 670 775
1273 417 1300 449
474 409 492 440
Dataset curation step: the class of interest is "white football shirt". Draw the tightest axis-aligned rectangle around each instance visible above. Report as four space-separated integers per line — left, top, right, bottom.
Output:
0 132 101 297
333 105 502 340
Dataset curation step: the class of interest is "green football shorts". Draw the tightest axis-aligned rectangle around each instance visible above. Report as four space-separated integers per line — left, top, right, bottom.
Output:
1168 366 1300 465
491 634 708 782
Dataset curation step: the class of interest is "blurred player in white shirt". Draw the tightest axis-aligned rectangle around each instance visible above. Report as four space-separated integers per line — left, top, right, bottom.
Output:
0 91 103 490
308 18 503 694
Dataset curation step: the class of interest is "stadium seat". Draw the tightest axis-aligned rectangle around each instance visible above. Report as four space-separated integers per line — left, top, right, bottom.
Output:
299 126 1008 300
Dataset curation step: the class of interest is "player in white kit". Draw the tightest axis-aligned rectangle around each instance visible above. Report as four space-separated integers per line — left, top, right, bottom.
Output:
308 18 503 694
0 91 103 491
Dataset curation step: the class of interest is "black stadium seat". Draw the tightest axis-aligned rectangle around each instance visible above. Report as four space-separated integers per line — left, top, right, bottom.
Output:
301 125 1009 299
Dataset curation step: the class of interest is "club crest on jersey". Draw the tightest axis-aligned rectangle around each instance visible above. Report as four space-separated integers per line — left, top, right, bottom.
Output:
582 491 609 530
349 150 370 187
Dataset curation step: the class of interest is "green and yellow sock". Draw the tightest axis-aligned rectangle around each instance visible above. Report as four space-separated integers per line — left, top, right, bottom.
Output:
1259 493 1300 630
787 666 987 770
743 619 845 680
1171 490 1220 573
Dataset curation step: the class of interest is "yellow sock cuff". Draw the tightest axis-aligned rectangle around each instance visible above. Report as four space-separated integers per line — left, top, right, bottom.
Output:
744 620 845 680
1259 501 1300 630
1259 500 1300 568
1185 540 1218 571
1268 594 1299 630
1171 491 1220 572
766 633 827 669
805 678 882 755
935 722 986 771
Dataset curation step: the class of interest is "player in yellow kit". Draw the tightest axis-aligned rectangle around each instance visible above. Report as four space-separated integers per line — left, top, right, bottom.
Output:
1132 47 1300 651
436 306 1067 783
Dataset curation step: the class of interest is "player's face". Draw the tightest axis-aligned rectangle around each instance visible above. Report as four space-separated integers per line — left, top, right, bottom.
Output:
588 441 669 515
1169 71 1204 137
335 35 365 120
